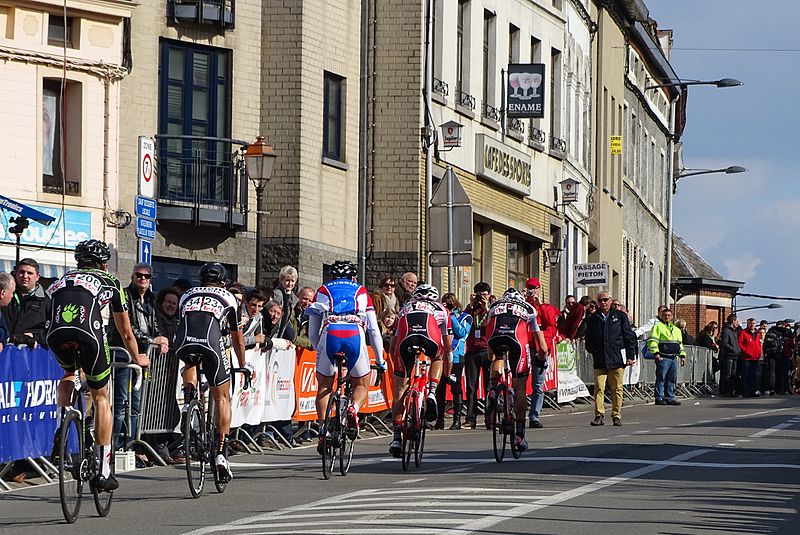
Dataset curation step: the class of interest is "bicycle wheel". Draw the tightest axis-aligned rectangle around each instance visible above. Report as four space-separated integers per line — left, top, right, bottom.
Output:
509 391 522 460
492 388 506 463
338 401 354 476
401 395 415 471
183 400 206 498
58 410 84 524
209 418 227 494
414 396 426 468
92 441 114 517
321 393 338 480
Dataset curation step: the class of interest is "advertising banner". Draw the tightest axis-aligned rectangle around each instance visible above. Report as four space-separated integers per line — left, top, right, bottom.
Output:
294 349 318 422
231 349 267 428
556 340 590 403
262 348 296 422
0 205 91 250
507 63 546 119
0 347 63 463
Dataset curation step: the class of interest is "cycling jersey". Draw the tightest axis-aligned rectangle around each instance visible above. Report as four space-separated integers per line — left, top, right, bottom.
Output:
393 299 453 377
46 268 127 389
308 279 383 379
485 298 540 378
174 286 240 387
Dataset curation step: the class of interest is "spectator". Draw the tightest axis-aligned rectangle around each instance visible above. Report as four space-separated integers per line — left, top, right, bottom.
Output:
762 321 786 395
2 258 51 348
378 308 397 349
524 277 560 429
153 287 181 463
436 293 472 430
0 272 15 350
583 291 637 426
261 300 295 352
575 297 594 339
155 288 180 341
779 318 796 395
558 295 586 340
272 265 299 339
172 278 192 295
291 286 315 350
372 276 399 319
242 289 267 350
695 321 720 373
635 305 668 339
737 318 762 397
108 263 167 452
228 285 246 325
395 272 418 307
719 314 742 397
675 319 696 346
648 308 686 406
463 282 491 429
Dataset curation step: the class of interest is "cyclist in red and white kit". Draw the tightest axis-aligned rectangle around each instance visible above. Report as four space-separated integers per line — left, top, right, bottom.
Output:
388 283 452 457
485 288 548 451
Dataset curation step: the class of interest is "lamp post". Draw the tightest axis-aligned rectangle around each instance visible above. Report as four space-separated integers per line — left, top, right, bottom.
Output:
646 77 743 304
243 136 277 286
734 303 782 314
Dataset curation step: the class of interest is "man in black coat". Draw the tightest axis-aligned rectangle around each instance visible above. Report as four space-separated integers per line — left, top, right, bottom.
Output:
584 291 637 426
2 258 51 348
718 314 741 397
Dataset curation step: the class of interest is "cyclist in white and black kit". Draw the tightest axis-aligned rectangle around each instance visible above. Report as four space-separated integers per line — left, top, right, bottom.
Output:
174 262 248 482
47 239 145 492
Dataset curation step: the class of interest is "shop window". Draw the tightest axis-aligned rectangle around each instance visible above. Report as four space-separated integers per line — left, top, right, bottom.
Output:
507 236 532 291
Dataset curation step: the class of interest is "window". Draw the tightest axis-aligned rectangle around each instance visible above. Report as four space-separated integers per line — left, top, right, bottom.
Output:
507 236 532 290
48 13 76 48
508 24 519 65
482 10 495 108
456 222 483 307
431 0 441 78
42 79 82 195
456 0 469 95
550 48 562 139
158 39 232 199
323 71 345 162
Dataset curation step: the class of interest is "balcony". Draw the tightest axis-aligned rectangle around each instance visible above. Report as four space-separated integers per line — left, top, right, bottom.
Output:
432 77 449 105
155 135 248 229
168 0 235 30
550 135 568 160
528 125 546 152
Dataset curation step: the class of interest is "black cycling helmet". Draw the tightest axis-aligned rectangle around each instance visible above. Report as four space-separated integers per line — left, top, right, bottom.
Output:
198 262 226 284
74 239 111 265
329 260 357 280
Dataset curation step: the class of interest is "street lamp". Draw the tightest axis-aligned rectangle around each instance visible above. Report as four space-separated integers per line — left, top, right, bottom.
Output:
544 246 563 267
673 165 747 193
735 303 782 314
647 77 743 304
243 136 278 286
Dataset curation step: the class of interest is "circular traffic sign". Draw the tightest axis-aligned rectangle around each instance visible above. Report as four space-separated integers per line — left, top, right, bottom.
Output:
142 153 153 182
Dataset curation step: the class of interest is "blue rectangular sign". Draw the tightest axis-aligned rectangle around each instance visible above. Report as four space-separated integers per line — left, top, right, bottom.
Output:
139 239 152 265
136 217 156 240
135 196 157 219
0 204 91 250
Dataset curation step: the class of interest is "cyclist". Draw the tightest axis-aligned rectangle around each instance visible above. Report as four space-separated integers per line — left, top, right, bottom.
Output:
307 260 387 454
173 262 248 483
485 287 548 452
46 239 147 492
388 283 453 457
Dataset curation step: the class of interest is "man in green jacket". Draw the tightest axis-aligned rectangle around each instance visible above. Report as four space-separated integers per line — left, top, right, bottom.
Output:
647 308 685 406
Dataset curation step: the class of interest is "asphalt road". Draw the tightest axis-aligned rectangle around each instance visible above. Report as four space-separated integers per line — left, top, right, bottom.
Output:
1 396 799 535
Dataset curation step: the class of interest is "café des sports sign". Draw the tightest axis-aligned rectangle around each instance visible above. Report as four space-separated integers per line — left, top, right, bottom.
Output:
475 134 532 196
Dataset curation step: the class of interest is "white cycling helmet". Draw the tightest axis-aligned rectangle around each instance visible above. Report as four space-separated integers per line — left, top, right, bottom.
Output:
503 287 525 304
412 283 439 301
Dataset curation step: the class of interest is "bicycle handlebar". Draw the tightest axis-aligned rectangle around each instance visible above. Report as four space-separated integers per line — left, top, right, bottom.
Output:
370 364 385 387
231 367 252 391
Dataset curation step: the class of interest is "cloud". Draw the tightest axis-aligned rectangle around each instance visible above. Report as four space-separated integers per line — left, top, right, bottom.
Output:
722 254 762 281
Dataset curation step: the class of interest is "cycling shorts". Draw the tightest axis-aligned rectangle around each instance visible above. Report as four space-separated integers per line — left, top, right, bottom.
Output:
174 312 231 387
393 310 443 378
316 322 371 379
486 314 531 378
47 326 112 389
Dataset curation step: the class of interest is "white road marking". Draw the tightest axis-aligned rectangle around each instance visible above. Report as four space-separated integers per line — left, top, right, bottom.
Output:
750 422 794 438
717 443 737 447
735 408 789 418
656 426 672 430
395 478 426 484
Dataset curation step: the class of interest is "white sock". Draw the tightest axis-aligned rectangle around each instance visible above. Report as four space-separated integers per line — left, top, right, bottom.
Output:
97 445 112 478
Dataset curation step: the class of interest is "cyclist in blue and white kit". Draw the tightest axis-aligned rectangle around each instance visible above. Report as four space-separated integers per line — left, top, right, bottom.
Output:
307 261 387 454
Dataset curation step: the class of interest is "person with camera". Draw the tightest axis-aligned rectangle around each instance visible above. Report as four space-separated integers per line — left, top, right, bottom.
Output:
463 282 493 429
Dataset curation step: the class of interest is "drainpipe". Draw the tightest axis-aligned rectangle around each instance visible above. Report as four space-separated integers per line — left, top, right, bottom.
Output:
424 0 433 283
103 76 110 245
358 0 369 284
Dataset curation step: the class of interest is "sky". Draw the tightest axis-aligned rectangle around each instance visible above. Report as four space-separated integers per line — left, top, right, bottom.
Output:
647 0 800 324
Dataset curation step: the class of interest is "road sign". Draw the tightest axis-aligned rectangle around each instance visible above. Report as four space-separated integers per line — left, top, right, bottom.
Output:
136 217 156 240
429 252 472 267
135 195 157 219
573 262 610 287
139 239 152 265
138 136 156 197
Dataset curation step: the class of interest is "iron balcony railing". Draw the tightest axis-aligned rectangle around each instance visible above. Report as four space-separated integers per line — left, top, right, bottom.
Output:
155 134 248 228
529 126 546 145
456 89 476 111
507 117 525 135
482 102 501 123
433 77 449 98
168 0 235 29
551 135 568 153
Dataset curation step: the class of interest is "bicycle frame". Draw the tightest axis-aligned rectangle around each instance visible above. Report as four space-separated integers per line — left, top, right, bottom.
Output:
400 347 430 470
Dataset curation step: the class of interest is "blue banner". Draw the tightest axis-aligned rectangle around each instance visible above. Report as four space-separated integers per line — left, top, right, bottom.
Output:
0 204 91 250
0 347 63 463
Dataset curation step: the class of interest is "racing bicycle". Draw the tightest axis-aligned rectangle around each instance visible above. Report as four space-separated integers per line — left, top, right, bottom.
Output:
400 346 430 471
488 346 521 463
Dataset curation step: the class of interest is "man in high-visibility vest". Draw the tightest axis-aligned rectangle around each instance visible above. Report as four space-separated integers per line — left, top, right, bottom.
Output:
647 308 686 406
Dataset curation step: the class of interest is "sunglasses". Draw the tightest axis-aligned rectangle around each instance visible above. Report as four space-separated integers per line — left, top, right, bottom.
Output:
134 273 152 280
598 297 611 302
384 283 395 287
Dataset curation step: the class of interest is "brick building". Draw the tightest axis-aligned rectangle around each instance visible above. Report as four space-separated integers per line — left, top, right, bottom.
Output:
671 234 742 337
